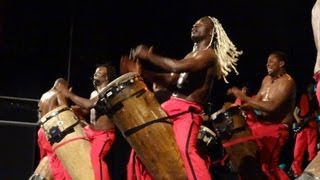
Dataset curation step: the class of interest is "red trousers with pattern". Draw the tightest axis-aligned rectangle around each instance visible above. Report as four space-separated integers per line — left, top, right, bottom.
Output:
291 120 318 176
37 128 72 180
83 126 115 180
249 122 289 180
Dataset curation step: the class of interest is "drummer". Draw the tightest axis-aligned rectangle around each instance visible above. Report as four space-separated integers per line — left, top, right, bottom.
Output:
58 63 117 180
35 78 71 179
227 51 296 179
121 16 242 180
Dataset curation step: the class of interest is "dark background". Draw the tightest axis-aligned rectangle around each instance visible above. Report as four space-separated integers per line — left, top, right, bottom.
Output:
0 0 316 179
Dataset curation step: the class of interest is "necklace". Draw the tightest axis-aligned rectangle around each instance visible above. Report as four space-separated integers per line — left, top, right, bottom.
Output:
262 73 285 102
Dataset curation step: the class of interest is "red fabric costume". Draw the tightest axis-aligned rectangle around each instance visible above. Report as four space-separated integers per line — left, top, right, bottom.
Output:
83 126 115 180
37 128 72 180
236 94 289 179
291 94 318 177
250 122 289 180
127 150 153 180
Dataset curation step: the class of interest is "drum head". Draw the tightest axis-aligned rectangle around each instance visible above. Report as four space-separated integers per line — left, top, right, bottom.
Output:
101 72 142 100
197 125 223 161
106 72 140 91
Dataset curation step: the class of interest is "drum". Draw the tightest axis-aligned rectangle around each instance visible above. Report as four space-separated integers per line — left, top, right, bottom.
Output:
97 72 187 179
29 156 52 180
196 125 223 161
40 105 94 180
299 153 320 179
211 105 263 179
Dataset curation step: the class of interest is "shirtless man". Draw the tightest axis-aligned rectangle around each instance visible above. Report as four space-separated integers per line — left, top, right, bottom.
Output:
228 51 296 180
59 64 116 180
32 78 71 180
122 16 242 180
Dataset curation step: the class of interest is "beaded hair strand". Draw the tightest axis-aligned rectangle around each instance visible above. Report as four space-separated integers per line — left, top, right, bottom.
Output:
206 16 243 83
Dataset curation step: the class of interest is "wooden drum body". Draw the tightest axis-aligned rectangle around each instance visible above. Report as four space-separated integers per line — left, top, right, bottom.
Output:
28 156 52 180
299 153 320 179
97 72 187 179
40 105 94 180
196 125 223 161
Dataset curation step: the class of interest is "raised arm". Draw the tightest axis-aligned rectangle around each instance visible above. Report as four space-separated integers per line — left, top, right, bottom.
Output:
132 45 216 73
58 86 97 110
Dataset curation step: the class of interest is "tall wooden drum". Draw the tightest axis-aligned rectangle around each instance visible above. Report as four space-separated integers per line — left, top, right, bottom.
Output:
299 153 320 179
97 72 187 179
28 156 52 180
40 105 94 180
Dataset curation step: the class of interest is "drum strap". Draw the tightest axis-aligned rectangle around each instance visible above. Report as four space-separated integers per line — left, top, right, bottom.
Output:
219 126 246 140
222 134 264 148
53 136 89 151
48 120 81 145
41 107 70 125
123 107 196 137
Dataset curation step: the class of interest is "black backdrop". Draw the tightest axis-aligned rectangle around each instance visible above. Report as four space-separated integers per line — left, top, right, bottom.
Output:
0 0 317 179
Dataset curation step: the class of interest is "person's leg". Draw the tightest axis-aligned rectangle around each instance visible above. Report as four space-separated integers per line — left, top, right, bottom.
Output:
291 131 307 177
252 123 289 180
306 126 318 162
126 149 153 180
85 126 115 180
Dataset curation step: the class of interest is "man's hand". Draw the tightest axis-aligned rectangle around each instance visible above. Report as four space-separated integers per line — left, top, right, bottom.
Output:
227 87 243 98
131 44 153 60
120 55 142 75
56 84 72 97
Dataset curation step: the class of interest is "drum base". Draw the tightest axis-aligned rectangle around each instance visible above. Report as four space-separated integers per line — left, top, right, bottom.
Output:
299 153 320 179
29 156 52 180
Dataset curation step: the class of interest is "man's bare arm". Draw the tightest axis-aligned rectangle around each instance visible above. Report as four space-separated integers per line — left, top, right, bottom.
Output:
312 0 320 73
133 45 216 73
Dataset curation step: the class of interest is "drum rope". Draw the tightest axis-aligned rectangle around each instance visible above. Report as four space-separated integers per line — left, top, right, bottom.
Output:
222 129 285 148
222 134 265 148
123 106 198 137
53 136 89 151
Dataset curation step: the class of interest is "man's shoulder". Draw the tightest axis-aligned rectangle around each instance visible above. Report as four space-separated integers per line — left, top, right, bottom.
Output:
90 90 98 99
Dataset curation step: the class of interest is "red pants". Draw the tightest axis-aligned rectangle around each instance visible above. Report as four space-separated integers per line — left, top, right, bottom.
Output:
250 122 289 180
291 120 318 176
37 129 72 180
127 149 153 180
84 126 115 180
161 97 211 180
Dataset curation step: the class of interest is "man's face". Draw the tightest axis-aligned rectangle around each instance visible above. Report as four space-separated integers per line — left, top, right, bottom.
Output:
266 54 283 77
93 66 108 86
191 19 212 42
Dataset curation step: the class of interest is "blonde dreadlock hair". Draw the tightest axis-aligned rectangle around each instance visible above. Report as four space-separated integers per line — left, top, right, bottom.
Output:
205 16 242 83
